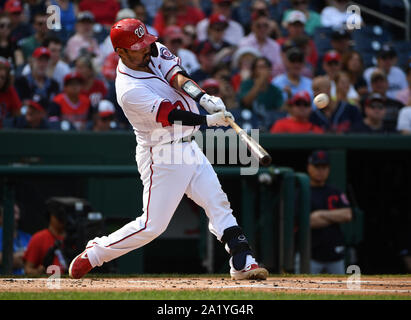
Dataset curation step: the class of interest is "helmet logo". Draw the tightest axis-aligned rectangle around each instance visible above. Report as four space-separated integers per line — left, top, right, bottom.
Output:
135 25 145 38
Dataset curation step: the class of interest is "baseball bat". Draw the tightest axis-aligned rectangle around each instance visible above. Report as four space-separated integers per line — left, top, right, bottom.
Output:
226 118 272 167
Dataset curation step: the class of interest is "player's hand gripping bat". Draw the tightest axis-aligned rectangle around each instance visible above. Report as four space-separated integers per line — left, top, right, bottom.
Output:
226 117 272 167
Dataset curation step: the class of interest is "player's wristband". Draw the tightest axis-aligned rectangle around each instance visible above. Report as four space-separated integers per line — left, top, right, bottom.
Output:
168 109 206 126
181 80 206 102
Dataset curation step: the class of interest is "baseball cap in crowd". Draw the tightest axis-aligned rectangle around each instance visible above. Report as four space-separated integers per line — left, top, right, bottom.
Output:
285 46 305 63
98 100 115 118
115 8 136 22
26 100 46 112
77 11 95 23
202 78 220 95
64 72 84 85
377 44 396 59
212 0 232 5
163 25 184 41
364 92 386 107
308 150 330 165
4 0 23 13
209 13 229 28
32 47 51 59
196 41 216 56
0 57 11 69
283 10 306 27
290 91 311 105
331 28 351 41
323 50 341 63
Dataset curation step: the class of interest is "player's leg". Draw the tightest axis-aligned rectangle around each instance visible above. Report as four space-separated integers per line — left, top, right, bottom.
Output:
69 145 196 278
185 142 268 280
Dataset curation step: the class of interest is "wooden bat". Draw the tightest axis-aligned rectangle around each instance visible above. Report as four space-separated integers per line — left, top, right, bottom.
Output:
226 118 272 167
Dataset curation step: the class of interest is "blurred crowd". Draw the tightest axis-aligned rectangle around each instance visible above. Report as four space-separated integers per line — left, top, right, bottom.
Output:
1 0 411 135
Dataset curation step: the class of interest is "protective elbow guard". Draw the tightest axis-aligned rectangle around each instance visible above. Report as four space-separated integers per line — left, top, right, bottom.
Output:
221 226 252 271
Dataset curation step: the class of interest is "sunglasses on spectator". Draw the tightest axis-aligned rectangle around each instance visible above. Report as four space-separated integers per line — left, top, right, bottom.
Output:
0 23 11 29
368 103 385 110
164 6 177 11
294 100 311 107
256 23 269 29
217 1 231 7
327 60 340 66
211 26 226 32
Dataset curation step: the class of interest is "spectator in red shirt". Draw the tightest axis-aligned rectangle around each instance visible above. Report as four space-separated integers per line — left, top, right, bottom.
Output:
23 199 67 275
271 91 324 134
0 56 21 128
75 55 108 111
78 0 120 27
50 72 91 130
153 0 205 37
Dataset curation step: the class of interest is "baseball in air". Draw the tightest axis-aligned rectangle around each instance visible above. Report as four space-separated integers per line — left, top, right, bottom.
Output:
314 93 329 109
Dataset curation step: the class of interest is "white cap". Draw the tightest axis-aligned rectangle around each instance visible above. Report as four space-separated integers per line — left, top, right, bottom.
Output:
116 8 136 22
283 10 306 28
98 100 115 117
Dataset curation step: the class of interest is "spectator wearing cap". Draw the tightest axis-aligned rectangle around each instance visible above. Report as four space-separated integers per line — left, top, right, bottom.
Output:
341 50 368 98
270 91 323 134
0 57 21 128
396 64 411 106
11 99 51 129
282 0 322 36
17 11 50 62
306 149 352 274
196 0 244 47
368 69 404 132
132 2 158 37
323 51 360 105
204 13 232 52
0 12 24 71
162 26 200 76
22 35 71 91
15 47 60 105
320 0 362 29
238 57 284 124
212 63 238 110
65 11 102 64
239 13 284 78
78 0 120 27
230 46 261 92
329 28 352 56
49 72 91 130
278 10 318 69
272 46 313 103
90 99 119 132
363 45 408 100
190 42 217 83
310 74 363 133
154 0 205 38
4 0 33 43
352 93 395 134
74 55 108 112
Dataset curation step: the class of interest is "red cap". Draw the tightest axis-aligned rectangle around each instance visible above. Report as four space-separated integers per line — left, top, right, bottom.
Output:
110 18 158 51
209 13 229 27
0 57 11 69
323 50 341 63
290 91 311 104
64 72 84 85
98 100 115 118
202 78 219 89
163 25 184 40
212 0 232 4
32 47 51 59
27 100 45 112
4 0 23 13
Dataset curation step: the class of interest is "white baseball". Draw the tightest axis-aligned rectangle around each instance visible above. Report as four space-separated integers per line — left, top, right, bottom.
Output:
314 93 329 109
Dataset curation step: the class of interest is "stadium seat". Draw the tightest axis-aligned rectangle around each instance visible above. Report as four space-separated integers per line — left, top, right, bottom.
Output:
313 27 334 56
393 41 411 69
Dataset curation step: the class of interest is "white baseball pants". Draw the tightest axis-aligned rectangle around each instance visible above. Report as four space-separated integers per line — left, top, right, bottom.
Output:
86 141 239 268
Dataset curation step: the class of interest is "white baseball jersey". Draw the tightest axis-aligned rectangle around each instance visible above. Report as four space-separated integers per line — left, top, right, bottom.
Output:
115 42 200 147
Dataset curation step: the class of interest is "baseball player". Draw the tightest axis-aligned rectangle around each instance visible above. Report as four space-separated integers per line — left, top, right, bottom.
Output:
69 19 268 280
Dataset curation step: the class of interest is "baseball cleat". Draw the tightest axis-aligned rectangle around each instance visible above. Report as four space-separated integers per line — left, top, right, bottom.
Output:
230 264 269 280
69 250 93 279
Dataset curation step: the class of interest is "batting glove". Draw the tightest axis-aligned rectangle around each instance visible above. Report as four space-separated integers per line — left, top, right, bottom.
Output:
206 111 235 127
199 94 226 114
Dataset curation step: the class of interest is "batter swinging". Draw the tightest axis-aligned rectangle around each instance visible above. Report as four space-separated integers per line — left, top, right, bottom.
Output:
69 19 268 280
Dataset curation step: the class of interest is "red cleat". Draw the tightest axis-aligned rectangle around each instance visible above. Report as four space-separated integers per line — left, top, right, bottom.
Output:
69 251 93 279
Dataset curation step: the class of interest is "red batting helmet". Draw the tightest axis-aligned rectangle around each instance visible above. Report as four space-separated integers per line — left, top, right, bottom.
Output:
110 18 158 51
